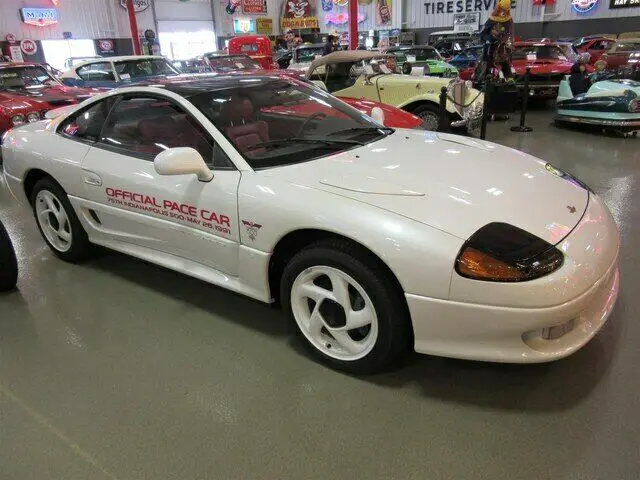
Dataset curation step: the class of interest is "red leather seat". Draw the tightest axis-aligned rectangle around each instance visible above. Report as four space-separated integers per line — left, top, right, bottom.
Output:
138 116 177 154
222 98 269 154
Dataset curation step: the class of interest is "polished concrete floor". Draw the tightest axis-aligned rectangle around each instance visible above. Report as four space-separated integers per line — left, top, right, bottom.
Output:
1 112 639 480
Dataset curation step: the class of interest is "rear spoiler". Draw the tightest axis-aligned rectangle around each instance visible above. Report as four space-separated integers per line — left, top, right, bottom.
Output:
45 105 75 120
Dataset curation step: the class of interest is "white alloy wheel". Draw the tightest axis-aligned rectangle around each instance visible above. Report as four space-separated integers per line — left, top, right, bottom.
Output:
35 190 72 252
290 265 379 361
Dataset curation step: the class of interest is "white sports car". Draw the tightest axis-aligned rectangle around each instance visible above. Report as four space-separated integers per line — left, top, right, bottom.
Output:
1 76 620 374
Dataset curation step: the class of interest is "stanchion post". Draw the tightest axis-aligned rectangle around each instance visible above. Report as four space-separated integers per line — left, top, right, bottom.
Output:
480 81 491 140
438 86 448 132
511 66 533 132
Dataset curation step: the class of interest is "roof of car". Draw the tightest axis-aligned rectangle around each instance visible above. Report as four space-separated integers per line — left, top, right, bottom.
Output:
71 55 166 69
134 75 291 97
308 50 389 70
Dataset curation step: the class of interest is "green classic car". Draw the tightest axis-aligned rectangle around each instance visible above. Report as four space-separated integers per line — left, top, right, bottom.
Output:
387 45 458 78
305 50 482 132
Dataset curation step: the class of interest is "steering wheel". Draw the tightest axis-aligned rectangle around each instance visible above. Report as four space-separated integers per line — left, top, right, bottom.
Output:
296 112 327 137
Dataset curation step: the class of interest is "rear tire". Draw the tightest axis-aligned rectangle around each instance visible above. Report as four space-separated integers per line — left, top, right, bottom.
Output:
281 240 411 374
31 177 93 262
0 220 18 291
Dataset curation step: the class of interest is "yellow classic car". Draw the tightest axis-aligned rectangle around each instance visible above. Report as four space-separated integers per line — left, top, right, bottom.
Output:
305 50 484 132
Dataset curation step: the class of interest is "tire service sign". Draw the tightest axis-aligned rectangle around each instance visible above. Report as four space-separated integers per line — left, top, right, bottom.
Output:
609 0 639 7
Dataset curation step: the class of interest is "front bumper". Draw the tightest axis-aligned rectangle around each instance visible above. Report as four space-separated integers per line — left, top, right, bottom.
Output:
555 113 640 129
406 192 620 363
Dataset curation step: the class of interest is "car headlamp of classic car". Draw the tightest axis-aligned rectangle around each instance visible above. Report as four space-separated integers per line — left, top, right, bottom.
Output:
27 112 41 123
11 115 26 127
629 98 640 113
455 223 564 282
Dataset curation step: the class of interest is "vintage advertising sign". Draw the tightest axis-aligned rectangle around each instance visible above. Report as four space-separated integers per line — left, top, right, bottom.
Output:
97 39 116 54
453 12 480 32
20 39 38 56
20 8 59 26
256 18 273 34
376 0 392 26
242 0 267 14
280 0 319 29
119 0 151 12
609 0 639 8
571 0 599 13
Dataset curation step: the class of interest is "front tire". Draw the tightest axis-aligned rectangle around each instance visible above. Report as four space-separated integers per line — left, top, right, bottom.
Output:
31 177 92 262
281 240 411 374
0 220 18 291
411 103 445 131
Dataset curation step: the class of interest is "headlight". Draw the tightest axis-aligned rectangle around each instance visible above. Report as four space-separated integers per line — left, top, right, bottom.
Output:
629 98 639 113
455 223 564 282
27 112 41 123
11 115 25 126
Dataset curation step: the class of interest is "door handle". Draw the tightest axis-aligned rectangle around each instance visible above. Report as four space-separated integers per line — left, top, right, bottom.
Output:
83 172 102 187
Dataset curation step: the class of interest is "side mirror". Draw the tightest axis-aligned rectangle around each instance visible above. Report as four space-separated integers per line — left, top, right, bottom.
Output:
154 147 213 182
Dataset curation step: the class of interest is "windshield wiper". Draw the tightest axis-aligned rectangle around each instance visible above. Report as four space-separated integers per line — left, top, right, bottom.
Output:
248 137 364 151
327 126 394 137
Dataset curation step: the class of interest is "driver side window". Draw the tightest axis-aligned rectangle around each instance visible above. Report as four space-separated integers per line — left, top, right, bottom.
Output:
76 62 115 82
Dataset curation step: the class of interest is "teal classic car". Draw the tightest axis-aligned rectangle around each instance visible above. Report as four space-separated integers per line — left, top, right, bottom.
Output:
387 45 458 78
555 76 640 135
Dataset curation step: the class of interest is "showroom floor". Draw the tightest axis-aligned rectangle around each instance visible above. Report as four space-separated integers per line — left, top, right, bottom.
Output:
1 110 639 480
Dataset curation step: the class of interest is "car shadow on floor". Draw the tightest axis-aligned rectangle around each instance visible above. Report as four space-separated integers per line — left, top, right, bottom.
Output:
84 248 622 413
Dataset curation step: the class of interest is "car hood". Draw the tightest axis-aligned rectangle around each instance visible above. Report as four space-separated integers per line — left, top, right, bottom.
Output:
261 130 589 243
512 59 574 75
0 85 93 110
587 79 640 96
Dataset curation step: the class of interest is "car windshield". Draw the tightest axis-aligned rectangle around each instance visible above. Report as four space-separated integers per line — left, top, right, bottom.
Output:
189 79 391 169
207 55 262 72
613 42 640 52
557 44 579 62
113 58 180 79
0 66 59 89
512 45 568 60
398 48 441 61
296 47 324 63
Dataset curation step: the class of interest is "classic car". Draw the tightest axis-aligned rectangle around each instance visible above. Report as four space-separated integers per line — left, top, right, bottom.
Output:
228 35 279 70
64 56 102 69
203 52 266 73
511 42 593 98
0 219 18 291
555 76 640 134
287 44 326 72
172 58 213 74
386 45 458 77
573 36 616 65
2 76 619 373
0 62 95 136
59 55 181 88
449 45 484 80
600 39 640 70
429 33 479 58
305 50 483 132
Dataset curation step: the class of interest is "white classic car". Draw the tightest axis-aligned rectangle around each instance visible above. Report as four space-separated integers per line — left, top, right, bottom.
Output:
1 76 620 374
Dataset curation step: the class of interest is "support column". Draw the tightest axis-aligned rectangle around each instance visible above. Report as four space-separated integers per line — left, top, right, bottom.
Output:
126 0 142 55
349 0 358 50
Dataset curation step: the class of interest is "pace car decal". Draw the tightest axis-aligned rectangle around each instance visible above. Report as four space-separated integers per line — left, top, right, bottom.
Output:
105 188 231 235
242 220 262 241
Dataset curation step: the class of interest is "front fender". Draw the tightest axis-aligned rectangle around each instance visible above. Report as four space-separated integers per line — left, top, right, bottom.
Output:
397 93 459 115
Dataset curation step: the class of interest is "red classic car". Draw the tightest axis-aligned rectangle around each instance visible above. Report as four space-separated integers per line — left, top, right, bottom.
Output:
600 39 640 70
228 35 279 70
511 42 594 98
0 62 95 135
573 36 616 64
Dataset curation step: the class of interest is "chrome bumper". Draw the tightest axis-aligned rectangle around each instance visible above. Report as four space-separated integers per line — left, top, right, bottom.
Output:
555 114 640 128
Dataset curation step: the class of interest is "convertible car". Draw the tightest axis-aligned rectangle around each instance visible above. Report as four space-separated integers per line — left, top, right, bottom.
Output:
0 62 95 136
556 76 640 134
0 219 18 291
1 76 619 373
305 50 483 132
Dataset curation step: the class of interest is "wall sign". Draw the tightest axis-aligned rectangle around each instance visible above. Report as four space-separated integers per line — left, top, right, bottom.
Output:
119 0 151 12
280 0 319 29
571 0 599 13
20 39 38 56
256 18 273 34
424 0 516 14
8 46 24 62
97 39 116 54
20 8 59 26
5 34 17 44
609 0 639 7
453 11 480 32
376 0 392 25
325 12 367 25
242 0 267 14
233 18 257 33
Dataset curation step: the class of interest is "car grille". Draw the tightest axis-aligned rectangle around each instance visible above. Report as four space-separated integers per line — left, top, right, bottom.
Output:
518 73 566 85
